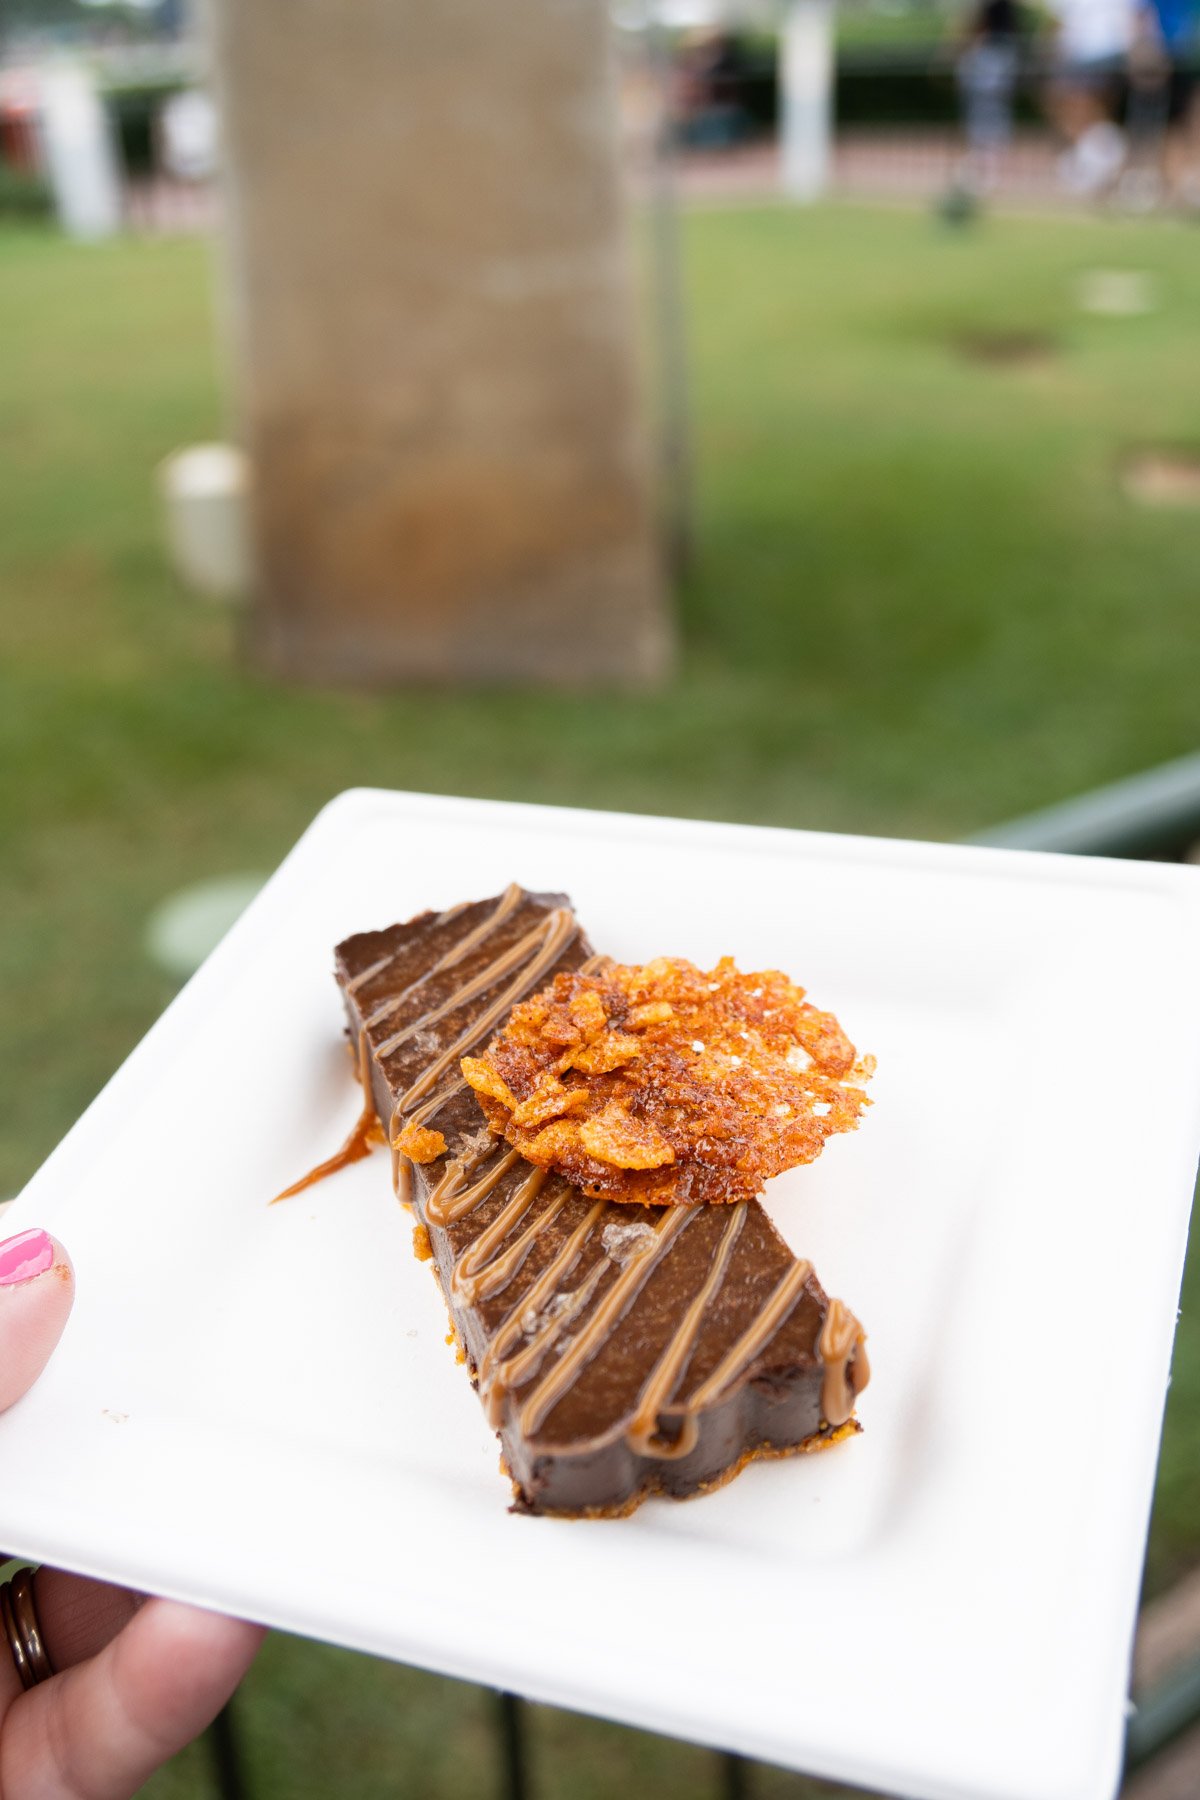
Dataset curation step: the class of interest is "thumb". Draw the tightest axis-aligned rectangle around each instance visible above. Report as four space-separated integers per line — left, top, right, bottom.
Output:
0 1231 74 1412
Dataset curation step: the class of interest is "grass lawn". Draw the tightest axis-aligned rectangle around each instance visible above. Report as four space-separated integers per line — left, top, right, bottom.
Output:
2 202 1199 1796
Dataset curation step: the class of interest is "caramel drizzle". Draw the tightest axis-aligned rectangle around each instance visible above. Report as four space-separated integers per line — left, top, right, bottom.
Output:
818 1296 869 1429
375 904 585 1350
478 1199 609 1424
375 910 555 1059
389 1086 462 1208
410 939 600 1207
397 908 577 1113
391 1082 504 1206
365 885 524 1027
280 888 536 1206
451 1165 552 1304
393 1148 413 1209
353 885 523 1014
518 1208 693 1438
344 955 395 997
382 903 577 1209
271 1027 383 1203
687 1256 814 1411
425 1145 523 1227
461 1186 574 1310
624 1204 747 1460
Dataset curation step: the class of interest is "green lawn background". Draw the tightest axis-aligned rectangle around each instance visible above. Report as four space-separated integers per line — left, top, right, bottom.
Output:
2 205 1198 1797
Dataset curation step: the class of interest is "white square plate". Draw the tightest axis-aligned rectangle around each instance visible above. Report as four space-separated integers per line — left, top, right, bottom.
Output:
3 790 1199 1800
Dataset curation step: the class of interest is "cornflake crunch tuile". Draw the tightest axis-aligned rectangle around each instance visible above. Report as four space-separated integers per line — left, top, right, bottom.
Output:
460 957 874 1205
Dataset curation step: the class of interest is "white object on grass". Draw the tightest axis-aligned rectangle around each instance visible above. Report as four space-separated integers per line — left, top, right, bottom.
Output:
1077 269 1158 316
145 874 268 982
158 443 251 601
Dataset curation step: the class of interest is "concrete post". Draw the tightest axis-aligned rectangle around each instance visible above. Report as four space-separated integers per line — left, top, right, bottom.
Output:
208 0 673 687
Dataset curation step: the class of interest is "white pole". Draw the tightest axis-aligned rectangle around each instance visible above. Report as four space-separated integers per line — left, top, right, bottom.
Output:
38 63 123 240
780 0 835 202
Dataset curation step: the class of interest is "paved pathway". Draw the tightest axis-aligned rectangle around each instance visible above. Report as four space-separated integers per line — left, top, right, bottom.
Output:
665 131 1072 209
126 130 1077 237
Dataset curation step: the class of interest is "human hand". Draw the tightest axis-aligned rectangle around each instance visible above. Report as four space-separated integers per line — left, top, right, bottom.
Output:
0 1227 265 1800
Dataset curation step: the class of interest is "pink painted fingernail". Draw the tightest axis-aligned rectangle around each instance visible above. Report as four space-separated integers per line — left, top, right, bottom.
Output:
0 1229 55 1287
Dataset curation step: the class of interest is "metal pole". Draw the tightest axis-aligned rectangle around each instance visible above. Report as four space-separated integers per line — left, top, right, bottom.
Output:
720 1748 751 1800
207 1701 250 1800
971 748 1200 859
1125 1653 1200 1770
495 1690 530 1800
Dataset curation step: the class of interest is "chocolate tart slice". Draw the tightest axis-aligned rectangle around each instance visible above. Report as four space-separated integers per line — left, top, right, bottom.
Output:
335 886 869 1517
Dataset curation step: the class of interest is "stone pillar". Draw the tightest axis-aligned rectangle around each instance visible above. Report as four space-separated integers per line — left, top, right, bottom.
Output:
209 0 673 686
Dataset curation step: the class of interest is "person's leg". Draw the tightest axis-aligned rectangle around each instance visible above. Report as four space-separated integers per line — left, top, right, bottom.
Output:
1163 70 1200 199
1054 62 1127 191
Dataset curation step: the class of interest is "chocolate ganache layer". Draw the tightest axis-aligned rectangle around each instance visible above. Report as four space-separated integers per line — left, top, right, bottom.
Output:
335 886 870 1517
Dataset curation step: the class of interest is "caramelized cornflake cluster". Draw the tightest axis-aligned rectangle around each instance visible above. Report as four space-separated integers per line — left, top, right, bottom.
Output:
461 958 874 1205
393 1122 448 1164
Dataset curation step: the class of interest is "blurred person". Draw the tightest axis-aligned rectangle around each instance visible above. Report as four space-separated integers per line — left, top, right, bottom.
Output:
955 0 1024 191
1130 0 1200 202
673 29 749 150
1045 0 1137 191
1122 2 1174 203
157 87 218 184
0 1226 263 1800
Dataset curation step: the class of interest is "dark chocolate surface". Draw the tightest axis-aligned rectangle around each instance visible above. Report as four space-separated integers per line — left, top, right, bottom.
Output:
336 887 868 1516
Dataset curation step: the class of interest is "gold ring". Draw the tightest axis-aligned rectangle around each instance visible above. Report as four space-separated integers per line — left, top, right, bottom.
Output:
1 1568 54 1690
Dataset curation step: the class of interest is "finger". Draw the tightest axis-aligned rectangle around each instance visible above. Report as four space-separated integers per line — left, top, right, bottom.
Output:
2 1598 264 1800
0 1232 74 1412
33 1570 143 1671
0 1571 144 1725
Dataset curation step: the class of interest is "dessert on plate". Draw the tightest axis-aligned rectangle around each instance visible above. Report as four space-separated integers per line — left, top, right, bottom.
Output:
300 884 871 1517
